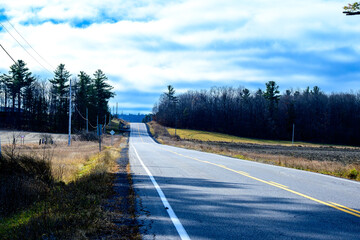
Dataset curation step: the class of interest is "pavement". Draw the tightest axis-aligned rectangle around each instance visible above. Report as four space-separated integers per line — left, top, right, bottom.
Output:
129 123 360 240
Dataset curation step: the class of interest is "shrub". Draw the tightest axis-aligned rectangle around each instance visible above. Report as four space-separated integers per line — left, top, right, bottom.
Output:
0 153 53 217
348 168 359 179
75 130 98 141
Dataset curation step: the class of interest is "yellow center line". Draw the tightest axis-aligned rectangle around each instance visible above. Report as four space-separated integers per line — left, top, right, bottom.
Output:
160 147 360 218
329 202 360 216
269 181 289 189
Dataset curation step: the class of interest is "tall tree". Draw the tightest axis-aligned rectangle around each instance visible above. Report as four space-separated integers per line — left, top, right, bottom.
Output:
49 64 71 132
74 71 92 130
91 69 114 126
263 81 280 119
4 60 35 113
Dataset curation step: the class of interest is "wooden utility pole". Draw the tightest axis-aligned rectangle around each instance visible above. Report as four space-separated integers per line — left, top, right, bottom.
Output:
68 79 72 146
86 108 88 133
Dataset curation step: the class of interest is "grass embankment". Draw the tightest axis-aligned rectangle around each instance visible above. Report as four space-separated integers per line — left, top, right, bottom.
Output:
148 121 360 181
0 134 140 239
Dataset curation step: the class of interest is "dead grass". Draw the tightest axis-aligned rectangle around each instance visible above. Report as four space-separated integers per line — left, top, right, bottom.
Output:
0 133 140 239
149 121 360 181
2 135 123 183
167 127 358 149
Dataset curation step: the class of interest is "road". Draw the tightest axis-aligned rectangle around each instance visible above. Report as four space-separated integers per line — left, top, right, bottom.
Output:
129 123 360 240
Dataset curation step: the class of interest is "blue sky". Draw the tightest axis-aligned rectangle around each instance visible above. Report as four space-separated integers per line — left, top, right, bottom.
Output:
0 0 360 113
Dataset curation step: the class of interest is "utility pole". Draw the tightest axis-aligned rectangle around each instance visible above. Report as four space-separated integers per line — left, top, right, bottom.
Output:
292 123 295 145
104 115 107 134
98 124 102 152
86 108 88 133
68 79 72 146
116 103 118 117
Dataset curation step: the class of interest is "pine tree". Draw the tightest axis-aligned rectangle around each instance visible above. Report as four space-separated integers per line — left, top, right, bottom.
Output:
91 69 114 126
263 81 280 118
49 64 71 132
74 71 92 130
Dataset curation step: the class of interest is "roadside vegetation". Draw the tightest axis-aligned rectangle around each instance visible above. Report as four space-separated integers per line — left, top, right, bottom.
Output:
0 133 140 239
0 60 114 135
148 121 360 181
153 83 360 146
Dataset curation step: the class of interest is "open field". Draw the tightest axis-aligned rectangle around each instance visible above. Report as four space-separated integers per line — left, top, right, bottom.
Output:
0 130 68 144
167 128 357 148
148 122 360 181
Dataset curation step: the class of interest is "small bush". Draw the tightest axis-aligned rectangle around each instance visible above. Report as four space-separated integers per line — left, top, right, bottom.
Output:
348 168 358 179
76 130 98 141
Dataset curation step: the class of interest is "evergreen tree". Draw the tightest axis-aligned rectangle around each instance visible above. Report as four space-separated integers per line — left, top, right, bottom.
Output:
91 69 114 126
263 81 280 118
74 71 92 130
49 64 71 132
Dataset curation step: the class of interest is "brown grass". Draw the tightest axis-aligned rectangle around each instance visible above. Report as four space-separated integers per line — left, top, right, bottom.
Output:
0 133 141 239
148 121 360 181
2 135 123 183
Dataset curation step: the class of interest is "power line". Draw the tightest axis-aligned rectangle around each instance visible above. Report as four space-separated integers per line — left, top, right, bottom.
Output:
0 43 17 65
0 22 53 74
75 105 97 129
5 19 55 70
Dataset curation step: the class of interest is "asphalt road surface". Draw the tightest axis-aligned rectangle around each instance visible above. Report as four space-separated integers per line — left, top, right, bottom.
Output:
129 123 360 240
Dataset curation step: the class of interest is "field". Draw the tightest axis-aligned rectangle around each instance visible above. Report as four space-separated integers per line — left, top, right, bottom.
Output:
0 129 140 239
149 122 360 181
167 128 356 148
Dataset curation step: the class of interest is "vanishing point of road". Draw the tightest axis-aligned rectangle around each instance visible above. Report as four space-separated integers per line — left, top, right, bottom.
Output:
129 123 360 240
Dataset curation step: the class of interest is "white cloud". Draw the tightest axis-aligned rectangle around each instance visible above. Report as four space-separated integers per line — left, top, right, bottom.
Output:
1 0 360 113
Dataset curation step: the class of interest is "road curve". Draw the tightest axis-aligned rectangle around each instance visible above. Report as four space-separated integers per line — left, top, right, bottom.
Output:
129 123 360 240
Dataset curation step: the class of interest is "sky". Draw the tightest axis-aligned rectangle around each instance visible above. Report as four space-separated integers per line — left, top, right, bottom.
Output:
0 1 360 114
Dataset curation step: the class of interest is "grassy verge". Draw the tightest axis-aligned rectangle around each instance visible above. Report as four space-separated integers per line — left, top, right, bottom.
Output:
0 134 140 239
167 127 356 148
148 121 360 181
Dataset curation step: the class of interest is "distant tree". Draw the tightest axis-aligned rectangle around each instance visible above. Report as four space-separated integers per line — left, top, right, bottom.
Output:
153 84 360 146
263 81 280 119
165 85 177 103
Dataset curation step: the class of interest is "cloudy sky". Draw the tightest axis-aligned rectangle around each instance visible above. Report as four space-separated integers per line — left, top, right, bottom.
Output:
0 1 360 113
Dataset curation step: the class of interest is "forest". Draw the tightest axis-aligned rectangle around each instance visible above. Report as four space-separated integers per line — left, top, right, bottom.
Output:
154 83 360 146
0 60 114 133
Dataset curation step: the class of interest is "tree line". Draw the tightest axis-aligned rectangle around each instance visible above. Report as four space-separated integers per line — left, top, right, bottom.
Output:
153 83 360 146
0 60 114 133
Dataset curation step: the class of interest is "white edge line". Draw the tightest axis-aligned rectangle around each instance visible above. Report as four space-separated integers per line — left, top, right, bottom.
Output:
131 143 191 240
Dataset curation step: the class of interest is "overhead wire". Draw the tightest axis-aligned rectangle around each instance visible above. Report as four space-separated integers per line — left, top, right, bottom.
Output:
5 20 55 70
0 43 17 65
74 105 110 132
74 105 97 129
0 21 53 74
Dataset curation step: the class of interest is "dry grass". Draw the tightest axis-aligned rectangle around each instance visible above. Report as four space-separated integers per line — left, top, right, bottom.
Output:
0 133 141 239
167 127 358 148
2 135 123 183
149 121 360 181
